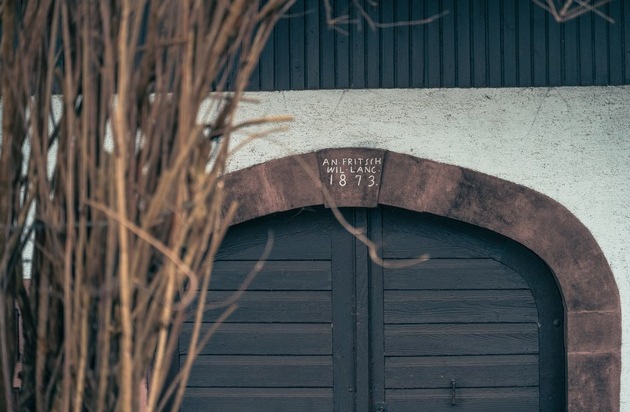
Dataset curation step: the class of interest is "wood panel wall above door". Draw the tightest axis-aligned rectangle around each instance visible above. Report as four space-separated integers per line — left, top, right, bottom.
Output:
243 0 630 90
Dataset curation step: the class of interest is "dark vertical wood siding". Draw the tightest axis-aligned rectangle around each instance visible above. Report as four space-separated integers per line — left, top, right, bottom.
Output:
247 0 630 90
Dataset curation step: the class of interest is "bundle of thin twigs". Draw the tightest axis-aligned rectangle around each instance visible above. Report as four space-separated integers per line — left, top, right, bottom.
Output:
0 1 296 411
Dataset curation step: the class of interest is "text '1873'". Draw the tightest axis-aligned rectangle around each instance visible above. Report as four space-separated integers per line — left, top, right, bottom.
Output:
321 157 382 187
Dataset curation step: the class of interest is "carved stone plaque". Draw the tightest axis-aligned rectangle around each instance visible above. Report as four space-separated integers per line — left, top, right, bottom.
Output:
316 148 385 208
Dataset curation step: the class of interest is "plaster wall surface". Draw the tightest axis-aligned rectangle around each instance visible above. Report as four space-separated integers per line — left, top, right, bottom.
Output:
223 86 630 409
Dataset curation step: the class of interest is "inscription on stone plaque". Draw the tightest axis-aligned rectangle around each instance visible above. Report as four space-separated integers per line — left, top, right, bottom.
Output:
316 149 385 208
321 157 382 188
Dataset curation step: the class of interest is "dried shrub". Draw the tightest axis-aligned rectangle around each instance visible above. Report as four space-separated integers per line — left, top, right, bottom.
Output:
1 1 295 410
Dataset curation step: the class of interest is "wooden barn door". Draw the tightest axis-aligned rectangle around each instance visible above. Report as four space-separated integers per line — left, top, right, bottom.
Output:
178 206 565 411
368 207 565 412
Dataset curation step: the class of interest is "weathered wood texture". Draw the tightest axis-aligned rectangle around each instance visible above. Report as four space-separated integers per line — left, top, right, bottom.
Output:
179 206 565 411
386 387 539 412
378 207 564 411
181 388 333 412
179 209 336 410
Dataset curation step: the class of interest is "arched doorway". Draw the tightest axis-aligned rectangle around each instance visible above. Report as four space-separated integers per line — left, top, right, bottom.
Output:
180 205 565 411
179 149 620 411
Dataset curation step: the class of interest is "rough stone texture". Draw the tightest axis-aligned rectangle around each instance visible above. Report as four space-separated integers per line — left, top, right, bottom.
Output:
567 310 622 354
222 152 323 224
568 352 621 412
223 148 621 412
378 152 463 213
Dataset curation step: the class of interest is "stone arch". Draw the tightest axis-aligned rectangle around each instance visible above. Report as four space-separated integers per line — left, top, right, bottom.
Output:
221 148 620 411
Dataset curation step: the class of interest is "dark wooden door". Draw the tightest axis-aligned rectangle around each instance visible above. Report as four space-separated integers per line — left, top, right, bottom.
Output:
179 206 565 411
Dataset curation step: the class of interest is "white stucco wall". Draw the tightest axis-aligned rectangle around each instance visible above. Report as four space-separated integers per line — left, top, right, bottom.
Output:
227 86 630 409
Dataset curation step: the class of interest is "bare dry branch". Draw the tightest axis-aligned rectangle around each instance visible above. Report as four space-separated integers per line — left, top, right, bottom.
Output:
532 0 614 23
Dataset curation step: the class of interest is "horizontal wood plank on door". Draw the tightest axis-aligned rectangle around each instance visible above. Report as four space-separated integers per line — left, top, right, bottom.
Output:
385 323 539 356
215 209 333 260
181 388 332 412
384 290 537 323
209 261 331 291
185 355 333 387
382 231 483 259
383 259 529 290
196 291 331 323
382 208 506 259
181 323 332 355
386 387 538 412
385 354 539 389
